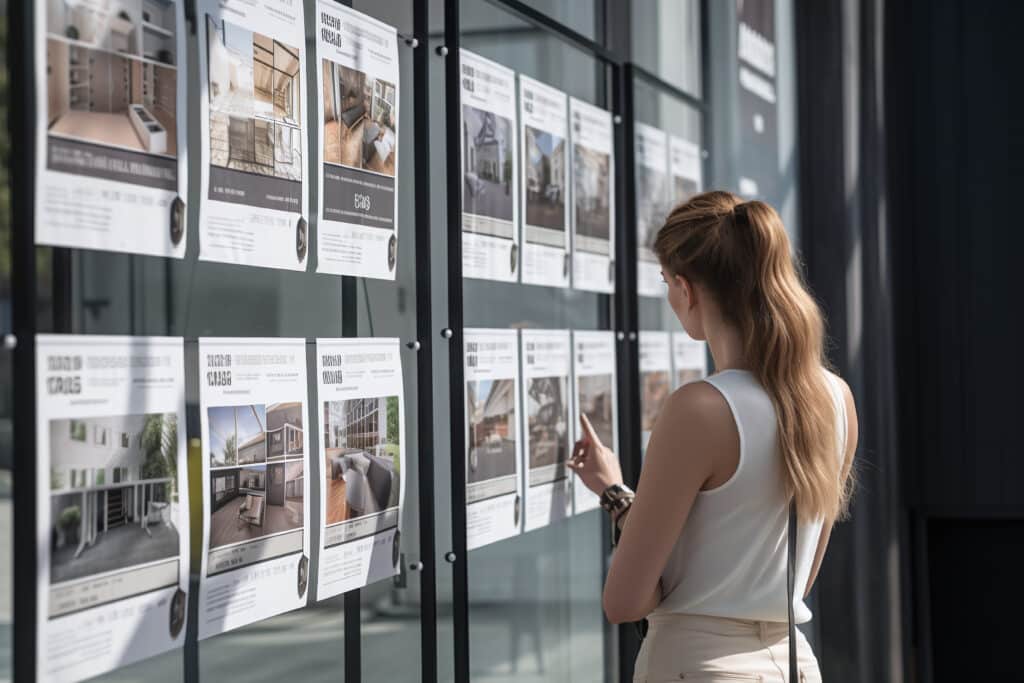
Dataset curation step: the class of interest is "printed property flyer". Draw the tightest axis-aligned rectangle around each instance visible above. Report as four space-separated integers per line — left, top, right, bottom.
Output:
571 330 618 514
638 331 672 451
570 97 616 294
519 76 570 288
669 134 703 207
34 1 189 257
315 3 401 279
635 123 670 298
36 335 189 682
315 338 406 600
460 50 520 283
197 0 310 271
197 338 310 639
521 329 572 531
464 328 522 549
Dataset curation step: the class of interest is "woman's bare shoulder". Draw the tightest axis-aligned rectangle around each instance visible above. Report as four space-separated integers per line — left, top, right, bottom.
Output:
656 380 736 449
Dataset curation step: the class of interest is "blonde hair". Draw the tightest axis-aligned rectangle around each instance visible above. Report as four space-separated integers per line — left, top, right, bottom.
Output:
653 191 852 522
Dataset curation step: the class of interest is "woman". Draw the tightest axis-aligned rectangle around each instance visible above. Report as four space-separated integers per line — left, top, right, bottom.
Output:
570 191 858 682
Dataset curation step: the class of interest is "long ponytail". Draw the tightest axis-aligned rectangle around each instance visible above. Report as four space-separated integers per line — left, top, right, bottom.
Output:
653 191 852 522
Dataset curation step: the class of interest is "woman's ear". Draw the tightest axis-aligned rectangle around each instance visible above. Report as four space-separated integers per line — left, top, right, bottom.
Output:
677 274 696 312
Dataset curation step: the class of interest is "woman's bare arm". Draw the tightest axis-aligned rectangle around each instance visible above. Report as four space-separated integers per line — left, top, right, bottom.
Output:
602 382 736 624
803 378 859 597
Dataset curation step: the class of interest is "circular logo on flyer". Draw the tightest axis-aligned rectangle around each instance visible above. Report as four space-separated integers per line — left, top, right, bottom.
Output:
392 530 401 567
296 217 308 263
169 197 185 246
387 234 398 272
169 588 186 638
297 555 309 598
510 243 518 274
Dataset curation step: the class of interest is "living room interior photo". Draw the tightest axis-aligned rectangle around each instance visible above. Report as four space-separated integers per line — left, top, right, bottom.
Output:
323 397 400 526
207 16 303 181
322 61 397 176
208 460 304 549
48 413 179 585
46 0 178 156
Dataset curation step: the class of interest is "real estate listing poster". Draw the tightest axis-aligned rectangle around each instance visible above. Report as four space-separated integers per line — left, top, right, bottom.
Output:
669 134 703 207
571 330 618 513
464 328 522 549
197 0 310 271
198 338 310 639
519 76 570 288
460 51 520 282
672 331 708 389
736 0 778 199
569 97 615 294
35 335 189 682
520 330 572 531
638 331 671 452
34 0 189 258
635 123 670 297
315 3 400 279
315 338 406 600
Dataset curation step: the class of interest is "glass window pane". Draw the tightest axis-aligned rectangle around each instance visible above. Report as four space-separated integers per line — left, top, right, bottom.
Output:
631 0 703 97
348 1 424 679
457 2 613 682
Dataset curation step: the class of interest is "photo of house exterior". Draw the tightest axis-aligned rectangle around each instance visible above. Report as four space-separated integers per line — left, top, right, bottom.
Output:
578 373 615 448
323 397 401 526
266 401 304 460
526 376 569 471
466 379 517 484
573 144 612 250
45 0 179 157
49 413 179 585
462 105 514 229
524 126 567 235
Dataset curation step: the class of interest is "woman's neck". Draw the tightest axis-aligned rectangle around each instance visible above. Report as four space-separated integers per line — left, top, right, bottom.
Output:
705 314 749 372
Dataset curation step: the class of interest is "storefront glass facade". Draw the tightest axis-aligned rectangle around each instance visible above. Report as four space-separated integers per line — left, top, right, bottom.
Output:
0 0 799 681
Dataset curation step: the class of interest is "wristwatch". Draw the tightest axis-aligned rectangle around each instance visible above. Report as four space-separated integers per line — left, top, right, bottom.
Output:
599 483 635 516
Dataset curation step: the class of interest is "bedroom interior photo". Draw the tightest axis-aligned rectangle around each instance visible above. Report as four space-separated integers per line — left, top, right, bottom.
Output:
322 61 397 177
45 0 178 156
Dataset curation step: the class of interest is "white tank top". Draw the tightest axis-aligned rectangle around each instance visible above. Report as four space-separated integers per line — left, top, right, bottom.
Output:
653 368 848 624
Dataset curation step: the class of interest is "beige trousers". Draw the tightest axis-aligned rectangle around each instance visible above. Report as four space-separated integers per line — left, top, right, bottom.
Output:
632 613 822 682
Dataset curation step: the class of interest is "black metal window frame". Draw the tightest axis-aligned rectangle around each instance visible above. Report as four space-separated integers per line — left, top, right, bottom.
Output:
7 0 713 682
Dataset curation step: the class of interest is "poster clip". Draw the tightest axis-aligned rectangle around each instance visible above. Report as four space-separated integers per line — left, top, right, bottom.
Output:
399 33 419 49
406 340 421 351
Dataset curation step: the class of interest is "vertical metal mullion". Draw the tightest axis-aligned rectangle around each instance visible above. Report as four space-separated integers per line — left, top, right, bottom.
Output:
699 0 713 192
615 63 643 683
413 0 439 680
341 273 361 683
10 0 38 680
335 2 361 678
442 0 470 681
